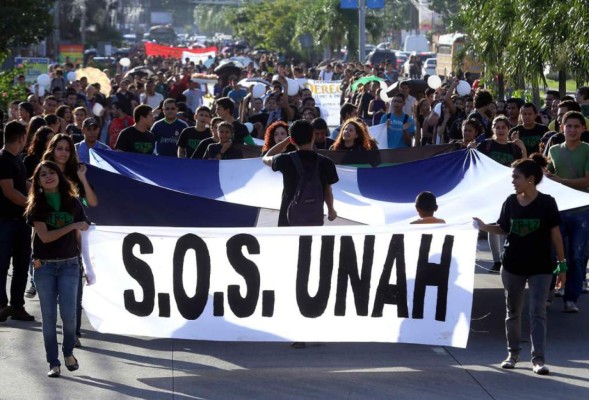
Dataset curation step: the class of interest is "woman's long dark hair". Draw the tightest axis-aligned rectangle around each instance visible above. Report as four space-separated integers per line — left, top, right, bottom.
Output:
332 118 374 150
27 127 54 158
25 160 78 219
42 134 79 181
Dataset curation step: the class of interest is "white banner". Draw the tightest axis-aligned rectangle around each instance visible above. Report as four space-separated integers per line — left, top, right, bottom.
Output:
182 50 216 65
82 224 477 347
301 80 342 127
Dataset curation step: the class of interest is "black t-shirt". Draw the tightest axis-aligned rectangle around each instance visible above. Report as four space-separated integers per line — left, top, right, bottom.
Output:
115 91 137 116
476 139 523 166
0 149 28 218
497 193 560 275
28 197 88 259
23 153 41 179
232 121 250 144
66 124 84 144
247 112 269 127
115 126 156 154
192 137 216 159
314 137 335 150
177 126 212 157
508 123 549 155
272 150 339 227
203 143 243 160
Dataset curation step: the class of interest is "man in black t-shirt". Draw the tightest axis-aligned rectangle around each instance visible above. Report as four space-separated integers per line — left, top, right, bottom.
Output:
0 122 35 322
115 105 156 154
178 106 212 158
262 120 338 227
215 97 253 145
509 103 549 155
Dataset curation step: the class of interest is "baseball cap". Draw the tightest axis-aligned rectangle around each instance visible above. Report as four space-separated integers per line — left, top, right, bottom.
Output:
82 117 99 129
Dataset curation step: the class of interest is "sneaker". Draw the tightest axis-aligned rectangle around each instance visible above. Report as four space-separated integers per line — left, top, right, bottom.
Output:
501 356 519 369
0 306 11 322
10 307 35 321
25 287 36 298
532 360 550 375
554 288 565 297
489 261 501 273
564 301 579 313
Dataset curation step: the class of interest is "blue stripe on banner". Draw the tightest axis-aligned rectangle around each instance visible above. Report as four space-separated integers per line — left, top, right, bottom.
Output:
86 165 260 227
92 149 225 200
356 149 471 202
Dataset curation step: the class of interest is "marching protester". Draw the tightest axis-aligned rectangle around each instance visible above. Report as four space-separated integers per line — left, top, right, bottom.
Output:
473 158 566 375
177 106 212 158
203 121 243 160
330 118 375 151
545 111 589 312
477 115 527 272
115 105 156 154
25 160 89 377
0 122 35 322
152 98 188 157
75 118 111 164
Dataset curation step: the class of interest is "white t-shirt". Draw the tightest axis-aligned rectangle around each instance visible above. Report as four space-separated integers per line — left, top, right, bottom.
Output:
140 92 164 109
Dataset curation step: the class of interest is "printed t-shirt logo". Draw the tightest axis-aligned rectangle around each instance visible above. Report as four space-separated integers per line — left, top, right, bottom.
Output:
510 219 540 236
134 142 154 153
188 139 199 150
46 212 74 228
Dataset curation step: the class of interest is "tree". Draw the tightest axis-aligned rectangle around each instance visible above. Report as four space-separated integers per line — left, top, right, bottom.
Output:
457 0 589 100
0 0 55 61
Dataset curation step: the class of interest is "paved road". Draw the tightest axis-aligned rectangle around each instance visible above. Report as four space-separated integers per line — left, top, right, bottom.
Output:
1 240 588 400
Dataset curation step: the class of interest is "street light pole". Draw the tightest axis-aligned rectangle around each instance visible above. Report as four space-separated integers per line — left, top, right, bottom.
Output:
359 0 365 62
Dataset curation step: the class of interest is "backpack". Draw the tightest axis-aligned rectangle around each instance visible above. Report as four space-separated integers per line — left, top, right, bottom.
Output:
286 153 325 226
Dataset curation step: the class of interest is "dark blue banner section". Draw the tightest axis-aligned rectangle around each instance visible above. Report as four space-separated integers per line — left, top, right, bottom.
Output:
357 149 472 202
86 165 260 227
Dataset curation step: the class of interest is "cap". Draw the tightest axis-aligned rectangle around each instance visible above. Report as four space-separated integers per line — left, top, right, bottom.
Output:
82 117 99 129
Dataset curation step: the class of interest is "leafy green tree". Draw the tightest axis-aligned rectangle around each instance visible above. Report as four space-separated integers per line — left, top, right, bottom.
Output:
0 0 55 62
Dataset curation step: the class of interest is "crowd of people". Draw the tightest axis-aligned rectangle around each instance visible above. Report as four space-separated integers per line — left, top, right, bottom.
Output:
1 47 589 376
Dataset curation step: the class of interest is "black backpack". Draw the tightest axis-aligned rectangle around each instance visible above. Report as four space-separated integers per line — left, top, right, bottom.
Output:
287 152 325 226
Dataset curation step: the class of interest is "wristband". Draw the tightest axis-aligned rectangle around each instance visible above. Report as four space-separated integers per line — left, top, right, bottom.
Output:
553 260 568 274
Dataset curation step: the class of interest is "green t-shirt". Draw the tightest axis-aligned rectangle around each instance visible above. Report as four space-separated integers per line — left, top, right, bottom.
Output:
548 142 589 192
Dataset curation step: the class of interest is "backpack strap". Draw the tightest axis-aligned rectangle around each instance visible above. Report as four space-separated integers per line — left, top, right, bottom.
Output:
290 152 321 193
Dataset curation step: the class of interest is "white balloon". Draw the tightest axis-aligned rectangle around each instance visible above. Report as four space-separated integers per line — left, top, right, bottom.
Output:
252 83 266 98
286 78 299 96
244 122 254 134
37 74 50 87
380 89 390 102
119 57 131 67
92 102 104 117
456 80 472 96
66 71 77 82
427 75 442 90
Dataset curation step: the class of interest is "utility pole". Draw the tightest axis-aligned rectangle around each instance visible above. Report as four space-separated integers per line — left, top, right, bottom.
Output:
359 0 366 62
53 0 61 60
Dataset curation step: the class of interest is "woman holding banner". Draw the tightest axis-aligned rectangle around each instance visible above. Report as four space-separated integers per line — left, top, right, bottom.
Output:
330 119 375 151
473 158 566 375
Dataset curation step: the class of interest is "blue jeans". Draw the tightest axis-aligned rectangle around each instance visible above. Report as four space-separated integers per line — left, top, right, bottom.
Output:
560 209 589 303
34 258 80 367
0 218 32 309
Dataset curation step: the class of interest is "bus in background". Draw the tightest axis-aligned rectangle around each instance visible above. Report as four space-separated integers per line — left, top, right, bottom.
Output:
436 33 482 79
144 25 177 45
